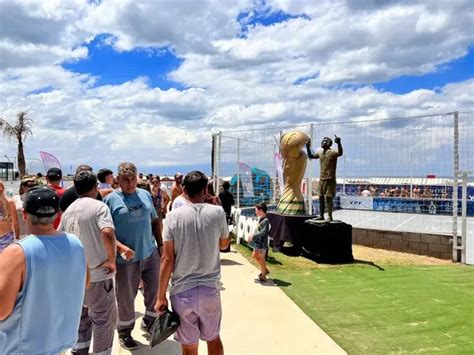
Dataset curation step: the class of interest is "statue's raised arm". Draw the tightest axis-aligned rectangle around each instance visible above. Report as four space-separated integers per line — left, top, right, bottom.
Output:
334 135 343 157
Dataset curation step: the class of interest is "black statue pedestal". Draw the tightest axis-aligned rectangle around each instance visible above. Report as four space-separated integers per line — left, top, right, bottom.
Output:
267 212 353 264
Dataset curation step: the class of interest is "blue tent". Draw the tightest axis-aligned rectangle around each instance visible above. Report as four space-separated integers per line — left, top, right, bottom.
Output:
229 167 273 207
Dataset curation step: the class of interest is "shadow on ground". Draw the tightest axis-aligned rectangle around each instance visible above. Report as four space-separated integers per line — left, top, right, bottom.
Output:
270 278 292 287
266 255 283 266
220 259 243 266
130 339 182 354
353 259 385 271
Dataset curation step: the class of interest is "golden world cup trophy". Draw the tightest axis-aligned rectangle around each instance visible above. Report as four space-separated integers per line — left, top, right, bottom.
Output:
277 131 310 215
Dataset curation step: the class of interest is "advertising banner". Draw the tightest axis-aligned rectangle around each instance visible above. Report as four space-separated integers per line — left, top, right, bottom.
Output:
340 196 374 210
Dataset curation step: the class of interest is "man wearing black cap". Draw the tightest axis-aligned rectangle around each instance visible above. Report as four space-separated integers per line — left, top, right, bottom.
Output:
0 186 87 354
46 167 65 229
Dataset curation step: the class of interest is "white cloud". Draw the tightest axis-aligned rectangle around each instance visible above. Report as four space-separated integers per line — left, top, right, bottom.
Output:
80 0 250 54
172 0 474 88
0 0 473 174
1 66 472 172
0 0 90 68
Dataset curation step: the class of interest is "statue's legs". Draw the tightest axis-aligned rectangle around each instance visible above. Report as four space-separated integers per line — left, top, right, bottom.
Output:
327 196 334 221
317 195 325 220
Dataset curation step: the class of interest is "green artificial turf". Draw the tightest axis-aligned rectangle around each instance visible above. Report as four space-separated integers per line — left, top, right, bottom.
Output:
234 243 474 354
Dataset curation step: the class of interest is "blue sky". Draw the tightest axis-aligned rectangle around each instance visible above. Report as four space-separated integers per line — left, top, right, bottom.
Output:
63 19 474 96
63 35 185 89
237 5 309 37
374 47 474 94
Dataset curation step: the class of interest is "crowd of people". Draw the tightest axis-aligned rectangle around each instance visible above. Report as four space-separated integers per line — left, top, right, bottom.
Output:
353 185 451 199
0 162 270 354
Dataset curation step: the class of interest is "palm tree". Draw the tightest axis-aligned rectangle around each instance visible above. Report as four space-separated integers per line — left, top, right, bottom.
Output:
0 112 33 178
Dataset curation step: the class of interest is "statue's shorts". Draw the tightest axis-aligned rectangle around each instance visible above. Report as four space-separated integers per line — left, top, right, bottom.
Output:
319 179 336 198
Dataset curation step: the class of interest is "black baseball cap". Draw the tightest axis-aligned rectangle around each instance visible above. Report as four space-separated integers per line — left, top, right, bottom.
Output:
46 167 62 181
24 186 60 217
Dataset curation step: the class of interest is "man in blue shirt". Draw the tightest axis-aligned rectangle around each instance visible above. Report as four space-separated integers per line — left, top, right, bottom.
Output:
104 162 162 350
0 186 87 354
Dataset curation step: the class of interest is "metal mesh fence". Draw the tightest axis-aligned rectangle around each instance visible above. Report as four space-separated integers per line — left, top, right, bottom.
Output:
214 112 474 224
459 111 474 174
218 124 310 207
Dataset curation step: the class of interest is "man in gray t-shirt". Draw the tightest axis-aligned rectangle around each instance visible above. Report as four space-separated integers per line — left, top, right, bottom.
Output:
59 171 117 355
156 171 230 354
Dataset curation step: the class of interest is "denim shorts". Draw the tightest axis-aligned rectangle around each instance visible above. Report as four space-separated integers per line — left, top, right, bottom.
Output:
170 286 222 345
0 231 14 252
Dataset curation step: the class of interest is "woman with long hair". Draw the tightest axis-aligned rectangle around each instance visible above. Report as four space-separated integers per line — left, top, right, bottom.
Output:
12 177 37 238
0 179 20 251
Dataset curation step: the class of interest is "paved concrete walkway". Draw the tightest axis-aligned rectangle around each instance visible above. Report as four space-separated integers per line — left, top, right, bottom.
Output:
108 249 345 354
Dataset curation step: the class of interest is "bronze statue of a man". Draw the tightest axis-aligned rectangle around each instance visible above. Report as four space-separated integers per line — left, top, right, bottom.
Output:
307 136 343 221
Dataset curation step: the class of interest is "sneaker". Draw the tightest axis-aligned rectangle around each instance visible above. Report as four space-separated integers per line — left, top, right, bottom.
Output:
119 334 139 350
71 350 88 355
140 319 153 336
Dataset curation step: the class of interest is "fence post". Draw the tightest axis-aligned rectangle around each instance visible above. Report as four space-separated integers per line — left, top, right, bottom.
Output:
308 123 314 215
237 138 240 208
461 171 467 263
213 132 222 195
452 112 459 261
409 151 413 198
272 143 277 205
211 133 217 183
343 155 346 196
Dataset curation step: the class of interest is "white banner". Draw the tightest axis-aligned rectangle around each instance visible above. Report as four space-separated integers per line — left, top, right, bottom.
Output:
340 196 373 210
274 153 284 196
239 163 254 198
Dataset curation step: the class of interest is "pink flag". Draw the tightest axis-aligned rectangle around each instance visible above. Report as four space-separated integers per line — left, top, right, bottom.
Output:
39 151 62 171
